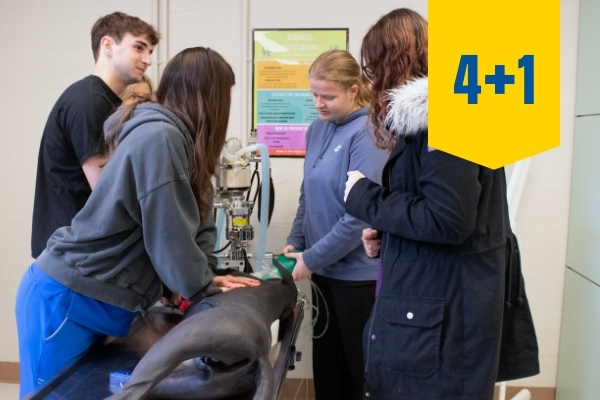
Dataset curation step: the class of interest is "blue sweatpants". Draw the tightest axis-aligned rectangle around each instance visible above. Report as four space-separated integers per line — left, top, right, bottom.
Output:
15 263 134 398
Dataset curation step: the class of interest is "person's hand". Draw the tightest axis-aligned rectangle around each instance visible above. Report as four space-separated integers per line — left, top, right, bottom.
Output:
284 252 312 281
282 245 296 254
160 293 182 306
345 170 366 202
362 228 381 258
213 275 261 292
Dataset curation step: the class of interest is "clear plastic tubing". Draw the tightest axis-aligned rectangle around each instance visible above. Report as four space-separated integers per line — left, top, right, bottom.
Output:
214 207 225 251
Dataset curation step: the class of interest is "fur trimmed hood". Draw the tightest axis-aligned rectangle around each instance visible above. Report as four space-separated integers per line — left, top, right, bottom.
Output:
385 77 428 138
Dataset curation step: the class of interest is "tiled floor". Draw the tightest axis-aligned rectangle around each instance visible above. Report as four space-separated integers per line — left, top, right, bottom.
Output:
0 383 19 399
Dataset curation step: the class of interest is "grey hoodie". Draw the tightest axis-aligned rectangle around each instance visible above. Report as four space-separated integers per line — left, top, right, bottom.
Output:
36 103 220 312
286 107 388 281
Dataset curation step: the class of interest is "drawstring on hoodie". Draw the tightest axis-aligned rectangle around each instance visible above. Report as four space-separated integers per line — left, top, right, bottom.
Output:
313 123 337 167
311 108 365 168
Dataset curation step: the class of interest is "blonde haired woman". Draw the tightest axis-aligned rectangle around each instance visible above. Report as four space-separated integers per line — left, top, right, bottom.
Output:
120 74 153 104
283 50 388 400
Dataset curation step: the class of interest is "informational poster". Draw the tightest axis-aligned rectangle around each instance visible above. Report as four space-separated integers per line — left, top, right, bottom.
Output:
252 29 349 156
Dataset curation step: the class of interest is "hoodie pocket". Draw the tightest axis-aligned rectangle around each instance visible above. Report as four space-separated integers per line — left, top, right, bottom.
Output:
377 294 445 378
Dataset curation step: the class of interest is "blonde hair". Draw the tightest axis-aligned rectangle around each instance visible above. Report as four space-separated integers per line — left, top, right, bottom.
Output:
120 74 154 103
308 50 371 107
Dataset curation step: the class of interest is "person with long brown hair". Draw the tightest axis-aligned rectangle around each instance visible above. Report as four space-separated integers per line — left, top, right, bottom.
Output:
343 8 538 399
283 49 388 400
15 47 259 398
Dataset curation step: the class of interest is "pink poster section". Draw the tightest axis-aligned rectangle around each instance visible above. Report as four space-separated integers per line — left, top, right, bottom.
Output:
257 124 308 156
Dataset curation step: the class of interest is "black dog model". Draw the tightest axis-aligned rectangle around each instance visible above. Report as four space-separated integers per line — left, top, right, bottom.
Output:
106 261 297 400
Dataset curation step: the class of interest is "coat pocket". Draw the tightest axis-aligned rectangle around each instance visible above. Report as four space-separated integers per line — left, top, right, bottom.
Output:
377 294 445 378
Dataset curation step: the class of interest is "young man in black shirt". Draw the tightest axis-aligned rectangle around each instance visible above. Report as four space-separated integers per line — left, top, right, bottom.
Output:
31 12 160 258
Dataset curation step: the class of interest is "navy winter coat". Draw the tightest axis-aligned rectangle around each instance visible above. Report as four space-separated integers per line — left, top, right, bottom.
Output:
345 78 538 400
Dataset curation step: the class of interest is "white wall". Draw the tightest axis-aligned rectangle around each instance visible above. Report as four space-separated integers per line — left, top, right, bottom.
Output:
0 0 578 387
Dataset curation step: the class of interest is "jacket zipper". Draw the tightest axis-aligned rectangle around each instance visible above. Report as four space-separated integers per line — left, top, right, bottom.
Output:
366 233 389 375
365 161 393 375
364 297 376 375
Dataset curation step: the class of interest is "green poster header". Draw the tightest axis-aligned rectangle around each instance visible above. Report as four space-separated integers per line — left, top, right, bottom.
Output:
254 29 348 61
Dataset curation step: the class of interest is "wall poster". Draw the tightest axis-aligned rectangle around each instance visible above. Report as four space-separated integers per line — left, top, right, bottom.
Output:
252 28 349 156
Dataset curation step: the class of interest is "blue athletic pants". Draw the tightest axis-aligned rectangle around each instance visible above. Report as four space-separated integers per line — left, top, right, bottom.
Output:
15 264 105 398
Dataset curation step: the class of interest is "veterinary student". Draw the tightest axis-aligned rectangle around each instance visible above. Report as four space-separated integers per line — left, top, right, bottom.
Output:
344 8 537 400
283 49 388 400
16 47 259 398
31 12 160 258
120 74 154 105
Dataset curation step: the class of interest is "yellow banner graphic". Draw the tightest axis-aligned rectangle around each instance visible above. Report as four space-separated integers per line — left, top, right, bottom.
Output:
429 0 560 169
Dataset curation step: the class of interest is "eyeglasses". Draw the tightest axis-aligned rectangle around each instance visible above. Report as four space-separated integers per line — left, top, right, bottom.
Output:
131 94 151 102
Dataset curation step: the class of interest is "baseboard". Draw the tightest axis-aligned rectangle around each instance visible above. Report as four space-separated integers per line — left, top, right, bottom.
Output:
281 378 556 400
0 362 19 384
494 385 556 400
